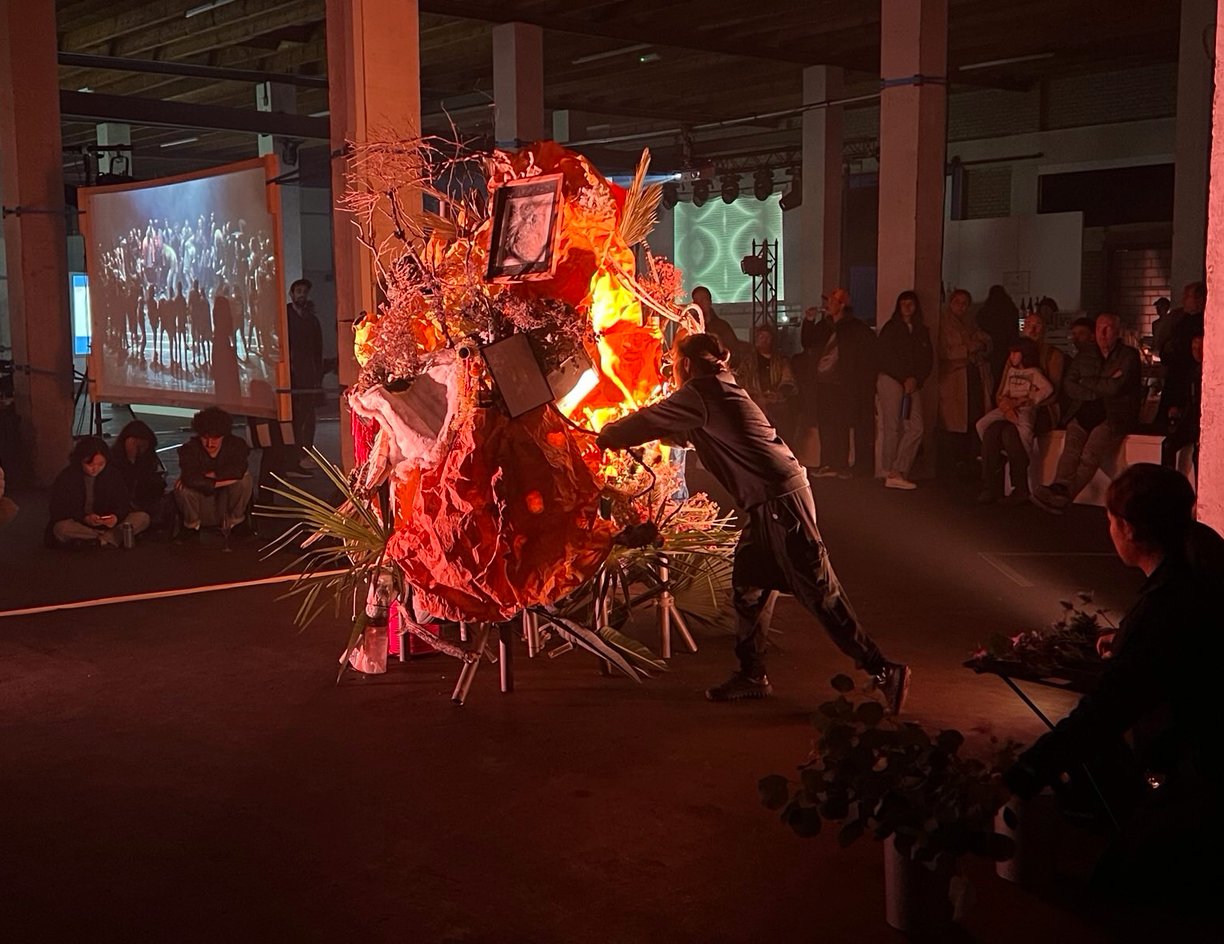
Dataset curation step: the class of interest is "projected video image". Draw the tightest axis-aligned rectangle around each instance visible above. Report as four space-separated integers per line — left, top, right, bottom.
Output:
83 158 284 417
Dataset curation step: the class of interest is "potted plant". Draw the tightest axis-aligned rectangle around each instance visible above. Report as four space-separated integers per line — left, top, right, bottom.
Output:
759 676 1021 938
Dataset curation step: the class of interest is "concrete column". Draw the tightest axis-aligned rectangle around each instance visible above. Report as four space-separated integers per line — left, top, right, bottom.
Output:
326 0 422 468
876 0 948 478
552 109 591 144
1196 3 1224 532
800 66 844 312
1172 0 1215 293
95 123 132 177
256 82 303 298
493 22 545 146
0 0 75 485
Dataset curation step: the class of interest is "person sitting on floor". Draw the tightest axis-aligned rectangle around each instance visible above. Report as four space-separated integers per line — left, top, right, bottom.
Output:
1005 464 1224 914
975 337 1054 505
110 420 169 527
1031 313 1140 514
174 407 252 542
46 436 150 548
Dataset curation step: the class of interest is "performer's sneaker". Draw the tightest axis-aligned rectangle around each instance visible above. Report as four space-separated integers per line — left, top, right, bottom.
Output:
706 672 773 702
873 662 911 715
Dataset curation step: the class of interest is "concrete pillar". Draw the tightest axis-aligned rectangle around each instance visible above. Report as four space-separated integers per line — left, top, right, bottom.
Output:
1196 3 1224 532
800 66 844 312
326 0 422 468
493 22 545 146
256 82 304 299
1172 0 1215 292
876 0 948 477
552 109 591 144
95 123 132 177
0 0 75 485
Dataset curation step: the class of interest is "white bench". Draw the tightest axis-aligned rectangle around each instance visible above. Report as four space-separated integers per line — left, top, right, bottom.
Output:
1018 431 1195 506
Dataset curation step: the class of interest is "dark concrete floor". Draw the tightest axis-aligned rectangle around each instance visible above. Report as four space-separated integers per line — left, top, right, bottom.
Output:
0 430 1207 943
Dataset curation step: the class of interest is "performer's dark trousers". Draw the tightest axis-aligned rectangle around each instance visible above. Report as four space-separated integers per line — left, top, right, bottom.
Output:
291 393 317 455
732 485 884 678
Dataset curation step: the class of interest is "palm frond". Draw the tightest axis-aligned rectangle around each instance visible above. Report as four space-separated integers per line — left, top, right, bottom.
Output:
531 610 645 681
618 148 663 247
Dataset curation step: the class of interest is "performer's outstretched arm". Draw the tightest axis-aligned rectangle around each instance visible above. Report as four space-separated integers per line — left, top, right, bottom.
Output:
596 386 707 450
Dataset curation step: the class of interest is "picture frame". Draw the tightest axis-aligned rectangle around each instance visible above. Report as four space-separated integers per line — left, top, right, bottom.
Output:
485 174 564 282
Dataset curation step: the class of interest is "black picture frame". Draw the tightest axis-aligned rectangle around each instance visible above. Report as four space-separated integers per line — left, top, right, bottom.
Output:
485 174 564 282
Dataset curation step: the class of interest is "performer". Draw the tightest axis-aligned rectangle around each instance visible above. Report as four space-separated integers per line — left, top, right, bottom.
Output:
596 333 911 711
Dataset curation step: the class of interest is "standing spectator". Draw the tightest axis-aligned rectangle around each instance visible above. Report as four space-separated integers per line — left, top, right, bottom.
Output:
743 324 796 441
174 407 253 542
0 457 17 529
976 284 1020 384
803 288 877 479
287 278 324 475
938 288 992 477
975 338 1054 504
46 437 150 548
109 421 168 526
1158 282 1206 427
1161 331 1203 479
1149 296 1175 359
790 307 824 470
1022 307 1066 433
1032 313 1141 514
876 291 933 491
691 286 743 368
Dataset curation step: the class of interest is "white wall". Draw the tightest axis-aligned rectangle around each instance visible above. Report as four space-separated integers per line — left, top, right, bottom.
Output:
943 212 1084 310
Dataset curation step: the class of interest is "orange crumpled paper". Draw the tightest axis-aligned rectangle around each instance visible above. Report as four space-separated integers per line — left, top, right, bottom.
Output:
387 403 615 622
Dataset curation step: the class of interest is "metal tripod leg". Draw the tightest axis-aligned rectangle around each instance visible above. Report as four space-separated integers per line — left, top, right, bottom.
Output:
523 610 540 658
657 556 697 658
451 623 491 705
499 623 515 693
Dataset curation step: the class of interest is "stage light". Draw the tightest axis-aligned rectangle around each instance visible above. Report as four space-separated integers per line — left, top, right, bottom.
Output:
740 254 767 277
779 173 802 211
692 179 711 207
720 174 739 204
753 168 774 201
661 182 679 210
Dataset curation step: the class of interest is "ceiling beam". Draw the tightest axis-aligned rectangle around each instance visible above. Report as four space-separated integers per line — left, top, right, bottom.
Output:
58 51 328 87
416 0 845 66
60 89 330 138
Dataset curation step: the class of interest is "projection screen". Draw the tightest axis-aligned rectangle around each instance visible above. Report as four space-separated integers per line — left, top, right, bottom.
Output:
81 156 288 419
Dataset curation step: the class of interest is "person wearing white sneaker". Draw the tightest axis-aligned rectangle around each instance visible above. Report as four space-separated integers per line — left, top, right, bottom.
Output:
876 291 932 491
597 332 910 713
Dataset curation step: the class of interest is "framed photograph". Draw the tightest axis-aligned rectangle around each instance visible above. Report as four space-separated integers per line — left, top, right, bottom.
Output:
485 174 564 282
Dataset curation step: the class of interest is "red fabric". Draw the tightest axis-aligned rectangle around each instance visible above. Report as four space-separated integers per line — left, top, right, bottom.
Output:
388 404 614 622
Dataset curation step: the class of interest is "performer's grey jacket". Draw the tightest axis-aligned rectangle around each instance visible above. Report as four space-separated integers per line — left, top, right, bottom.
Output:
596 371 808 510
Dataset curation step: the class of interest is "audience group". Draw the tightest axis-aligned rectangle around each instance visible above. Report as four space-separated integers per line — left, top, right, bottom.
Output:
694 279 1206 506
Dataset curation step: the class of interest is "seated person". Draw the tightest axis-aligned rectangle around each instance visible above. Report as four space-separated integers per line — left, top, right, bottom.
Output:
175 407 253 539
1160 331 1202 479
975 337 1053 504
47 436 150 548
1032 313 1140 514
110 420 169 524
1006 464 1223 911
0 457 17 529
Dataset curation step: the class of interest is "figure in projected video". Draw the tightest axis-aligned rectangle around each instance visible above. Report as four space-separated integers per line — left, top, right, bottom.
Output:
84 161 285 416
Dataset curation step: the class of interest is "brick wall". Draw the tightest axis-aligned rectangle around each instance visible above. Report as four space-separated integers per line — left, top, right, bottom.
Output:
1109 247 1172 333
964 166 1012 219
949 88 1041 141
1045 63 1177 130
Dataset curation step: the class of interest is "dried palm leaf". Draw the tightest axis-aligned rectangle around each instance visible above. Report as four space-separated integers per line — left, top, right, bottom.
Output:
618 148 663 247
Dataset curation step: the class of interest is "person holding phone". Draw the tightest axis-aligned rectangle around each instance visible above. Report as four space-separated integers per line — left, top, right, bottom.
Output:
47 437 149 548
